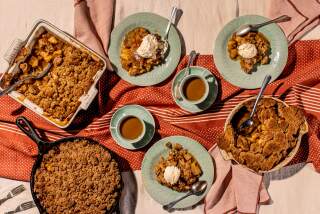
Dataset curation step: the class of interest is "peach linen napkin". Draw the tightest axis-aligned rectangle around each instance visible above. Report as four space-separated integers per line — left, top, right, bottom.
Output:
74 0 118 116
267 0 320 45
205 146 270 214
74 0 114 62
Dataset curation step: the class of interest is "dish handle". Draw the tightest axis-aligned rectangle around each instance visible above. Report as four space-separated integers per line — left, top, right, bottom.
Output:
80 87 98 110
3 39 25 65
16 116 48 155
219 149 233 161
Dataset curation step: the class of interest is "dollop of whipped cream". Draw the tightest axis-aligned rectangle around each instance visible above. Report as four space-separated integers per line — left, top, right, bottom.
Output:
164 166 180 185
237 43 257 59
136 34 166 59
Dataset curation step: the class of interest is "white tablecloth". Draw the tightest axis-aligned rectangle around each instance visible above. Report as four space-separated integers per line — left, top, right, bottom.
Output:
0 0 319 213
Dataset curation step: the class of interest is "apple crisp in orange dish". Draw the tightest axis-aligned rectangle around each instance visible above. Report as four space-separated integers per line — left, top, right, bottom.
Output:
218 98 307 172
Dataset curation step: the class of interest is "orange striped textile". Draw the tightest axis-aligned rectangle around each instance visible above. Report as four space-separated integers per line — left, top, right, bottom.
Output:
0 40 319 181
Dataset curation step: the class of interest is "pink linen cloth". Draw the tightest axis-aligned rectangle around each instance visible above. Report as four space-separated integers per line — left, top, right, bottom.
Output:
74 0 114 70
267 0 320 45
74 0 117 115
205 145 270 214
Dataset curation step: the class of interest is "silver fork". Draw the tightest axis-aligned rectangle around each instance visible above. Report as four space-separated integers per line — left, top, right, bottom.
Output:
0 185 26 205
4 201 36 214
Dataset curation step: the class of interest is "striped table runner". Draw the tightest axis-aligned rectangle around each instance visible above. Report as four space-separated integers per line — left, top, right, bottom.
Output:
0 40 319 181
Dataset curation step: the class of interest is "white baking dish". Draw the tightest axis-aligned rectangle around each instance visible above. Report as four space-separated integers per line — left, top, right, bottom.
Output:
0 19 107 129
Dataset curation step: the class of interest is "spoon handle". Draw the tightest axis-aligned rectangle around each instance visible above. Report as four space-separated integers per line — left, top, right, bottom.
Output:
164 6 178 39
174 50 197 99
0 63 51 96
186 50 197 74
254 15 291 29
250 75 271 118
0 76 32 96
163 192 193 210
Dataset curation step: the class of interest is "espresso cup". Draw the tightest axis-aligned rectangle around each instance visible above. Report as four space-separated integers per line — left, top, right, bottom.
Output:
115 114 146 144
179 73 209 105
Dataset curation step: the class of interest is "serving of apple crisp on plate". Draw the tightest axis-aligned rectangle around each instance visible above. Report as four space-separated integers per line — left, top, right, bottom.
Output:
120 27 167 76
154 142 202 192
227 32 270 73
109 12 181 86
214 15 288 89
218 97 308 173
141 136 213 208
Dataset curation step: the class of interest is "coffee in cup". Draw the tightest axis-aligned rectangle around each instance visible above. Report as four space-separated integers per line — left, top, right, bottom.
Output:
183 77 206 101
179 73 209 104
117 115 145 143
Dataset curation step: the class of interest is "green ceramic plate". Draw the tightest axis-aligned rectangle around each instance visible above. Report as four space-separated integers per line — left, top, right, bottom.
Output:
171 66 218 113
110 105 155 150
214 15 288 89
108 12 181 86
141 136 214 209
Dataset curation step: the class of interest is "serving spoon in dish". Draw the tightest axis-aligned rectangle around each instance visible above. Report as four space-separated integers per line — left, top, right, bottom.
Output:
238 74 271 133
162 180 207 210
236 15 291 36
0 63 52 96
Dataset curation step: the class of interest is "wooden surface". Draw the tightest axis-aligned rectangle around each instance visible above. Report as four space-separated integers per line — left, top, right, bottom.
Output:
0 0 319 213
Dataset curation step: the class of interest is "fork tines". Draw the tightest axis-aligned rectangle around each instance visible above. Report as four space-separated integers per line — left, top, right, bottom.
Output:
21 201 35 210
4 201 35 214
11 185 26 196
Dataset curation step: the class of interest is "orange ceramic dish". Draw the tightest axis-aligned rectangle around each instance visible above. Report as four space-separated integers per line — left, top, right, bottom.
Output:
218 97 308 173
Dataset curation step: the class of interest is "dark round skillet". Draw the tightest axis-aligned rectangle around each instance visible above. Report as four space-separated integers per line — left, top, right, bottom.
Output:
16 116 122 214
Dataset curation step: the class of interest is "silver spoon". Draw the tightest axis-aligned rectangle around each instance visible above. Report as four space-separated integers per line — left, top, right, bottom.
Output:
236 15 291 36
238 75 271 133
164 6 178 41
0 63 52 96
174 50 197 100
163 180 207 210
160 6 178 56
